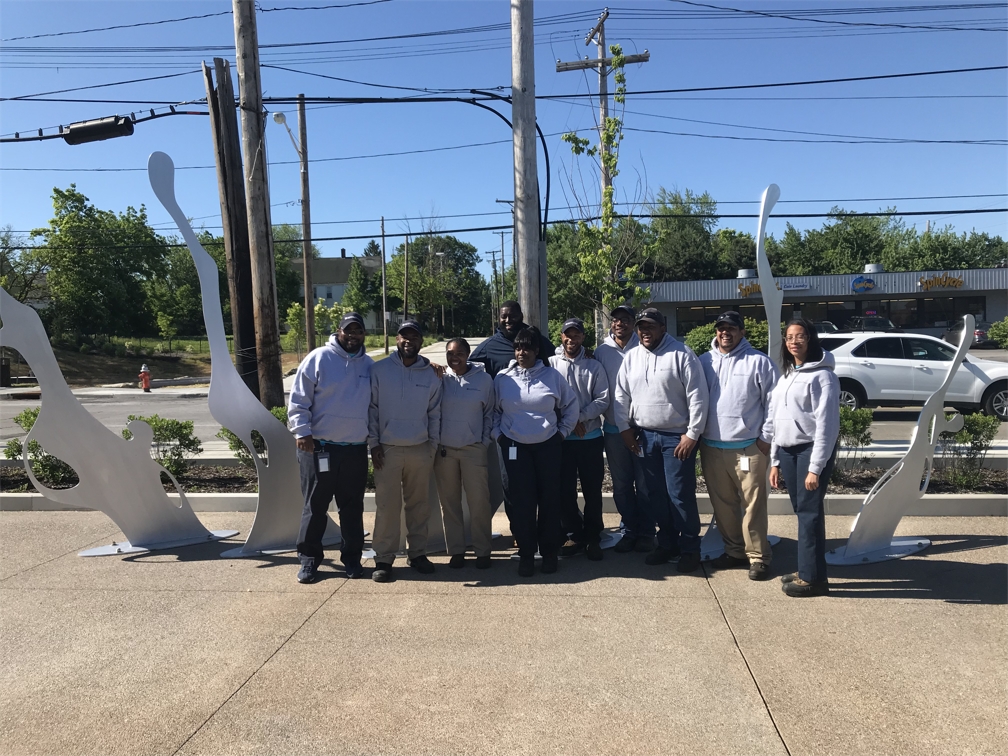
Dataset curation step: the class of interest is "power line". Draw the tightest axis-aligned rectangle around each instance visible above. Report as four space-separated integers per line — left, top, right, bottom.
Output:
0 71 200 101
260 63 501 94
621 125 1005 145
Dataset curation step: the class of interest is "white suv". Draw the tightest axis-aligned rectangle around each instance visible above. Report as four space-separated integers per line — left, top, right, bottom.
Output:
820 333 1008 421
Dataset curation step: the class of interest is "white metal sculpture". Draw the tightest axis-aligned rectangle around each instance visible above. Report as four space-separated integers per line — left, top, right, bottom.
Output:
701 184 782 561
826 316 974 565
0 288 236 555
147 151 341 558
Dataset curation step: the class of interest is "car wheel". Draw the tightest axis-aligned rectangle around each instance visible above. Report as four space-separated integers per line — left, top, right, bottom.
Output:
838 380 866 411
983 383 1008 422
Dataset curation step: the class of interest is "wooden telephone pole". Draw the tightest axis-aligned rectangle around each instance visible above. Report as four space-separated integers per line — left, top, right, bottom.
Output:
297 95 316 352
202 58 259 398
232 0 284 409
381 217 389 355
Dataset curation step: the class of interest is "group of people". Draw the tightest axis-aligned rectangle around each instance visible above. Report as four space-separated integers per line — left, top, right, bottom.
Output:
288 300 840 598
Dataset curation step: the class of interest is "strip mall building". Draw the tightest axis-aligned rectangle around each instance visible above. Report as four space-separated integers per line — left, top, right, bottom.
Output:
647 266 1008 338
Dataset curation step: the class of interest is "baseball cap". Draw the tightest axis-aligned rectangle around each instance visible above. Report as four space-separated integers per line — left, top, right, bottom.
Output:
561 317 585 334
339 312 365 331
715 311 744 329
635 307 666 326
397 319 423 336
610 304 635 321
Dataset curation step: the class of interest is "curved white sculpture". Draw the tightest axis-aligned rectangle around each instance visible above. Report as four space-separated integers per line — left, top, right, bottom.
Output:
826 315 974 565
147 151 340 558
0 288 236 555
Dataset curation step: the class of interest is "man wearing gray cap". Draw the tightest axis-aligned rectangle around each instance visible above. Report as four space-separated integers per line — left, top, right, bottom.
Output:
289 312 372 584
614 307 709 573
550 317 610 560
699 311 778 580
368 320 443 583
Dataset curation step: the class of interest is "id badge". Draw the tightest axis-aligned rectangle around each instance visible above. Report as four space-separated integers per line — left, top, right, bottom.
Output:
317 452 330 473
740 456 750 473
508 445 517 461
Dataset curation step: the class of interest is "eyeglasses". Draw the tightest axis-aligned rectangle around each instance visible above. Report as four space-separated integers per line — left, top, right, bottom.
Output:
785 334 809 343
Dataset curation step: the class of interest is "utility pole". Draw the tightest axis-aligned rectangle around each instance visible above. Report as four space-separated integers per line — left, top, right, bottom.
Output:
202 57 259 398
511 0 545 330
296 94 315 352
232 0 283 409
403 233 410 319
381 216 389 355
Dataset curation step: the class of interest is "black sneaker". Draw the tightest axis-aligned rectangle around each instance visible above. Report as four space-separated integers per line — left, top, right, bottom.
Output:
613 534 636 553
345 562 364 579
634 535 657 553
475 555 492 570
782 577 830 597
748 561 771 581
297 560 319 584
560 539 585 557
410 555 435 574
518 556 535 577
541 554 559 574
449 554 466 569
710 553 748 570
586 542 603 561
644 546 676 565
372 562 394 583
677 551 701 573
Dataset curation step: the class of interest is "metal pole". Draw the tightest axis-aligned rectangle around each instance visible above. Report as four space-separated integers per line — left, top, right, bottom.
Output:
297 94 316 352
381 216 389 355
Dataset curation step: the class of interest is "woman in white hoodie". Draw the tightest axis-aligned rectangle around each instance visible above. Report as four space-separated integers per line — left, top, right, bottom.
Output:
768 319 840 598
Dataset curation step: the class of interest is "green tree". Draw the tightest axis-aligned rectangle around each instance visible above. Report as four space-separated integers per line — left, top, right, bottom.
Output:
145 246 205 339
342 258 379 316
156 311 178 352
647 188 720 281
0 226 49 304
363 239 382 257
285 302 306 359
272 224 320 320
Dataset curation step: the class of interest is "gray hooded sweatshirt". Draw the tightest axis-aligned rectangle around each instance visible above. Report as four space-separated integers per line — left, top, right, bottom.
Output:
492 359 579 445
699 337 778 445
614 332 709 440
549 346 609 438
593 332 639 431
768 350 840 475
367 350 442 449
440 362 495 448
288 334 373 444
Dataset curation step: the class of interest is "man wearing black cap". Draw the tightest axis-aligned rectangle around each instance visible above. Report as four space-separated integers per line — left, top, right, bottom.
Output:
613 307 709 573
288 312 372 584
368 319 443 583
594 304 655 553
550 317 610 560
699 311 778 580
470 300 555 378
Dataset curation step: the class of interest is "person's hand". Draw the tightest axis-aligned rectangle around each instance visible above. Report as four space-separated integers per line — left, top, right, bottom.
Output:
620 428 641 456
805 472 819 491
371 445 385 470
296 435 314 453
769 466 781 489
674 435 698 461
430 362 446 379
573 421 587 438
755 439 771 457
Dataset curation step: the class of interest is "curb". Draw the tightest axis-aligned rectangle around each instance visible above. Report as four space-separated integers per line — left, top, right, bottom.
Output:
2 492 1004 516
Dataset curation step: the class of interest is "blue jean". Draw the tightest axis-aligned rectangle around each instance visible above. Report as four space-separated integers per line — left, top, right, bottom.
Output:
777 442 837 584
639 429 701 554
604 432 654 538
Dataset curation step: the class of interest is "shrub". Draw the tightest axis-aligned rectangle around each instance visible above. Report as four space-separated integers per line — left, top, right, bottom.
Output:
838 406 874 467
938 411 1000 490
684 317 768 355
2 407 78 488
114 344 128 358
78 343 92 354
122 414 203 476
216 406 289 469
987 316 1008 349
102 342 117 357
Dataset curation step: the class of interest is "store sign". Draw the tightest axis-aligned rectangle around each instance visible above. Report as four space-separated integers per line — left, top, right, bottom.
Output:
919 272 965 291
737 280 810 297
851 275 876 293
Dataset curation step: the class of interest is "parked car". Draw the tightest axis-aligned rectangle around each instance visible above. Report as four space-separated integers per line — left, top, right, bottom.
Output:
844 316 900 333
942 319 996 348
819 333 1008 420
813 321 838 334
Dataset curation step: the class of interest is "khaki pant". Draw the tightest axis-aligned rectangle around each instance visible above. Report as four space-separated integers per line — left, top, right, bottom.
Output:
700 442 771 564
433 443 492 557
372 443 434 564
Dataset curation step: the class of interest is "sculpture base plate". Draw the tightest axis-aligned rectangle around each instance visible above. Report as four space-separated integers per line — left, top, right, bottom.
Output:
701 534 781 562
79 529 239 557
221 530 366 559
826 537 931 565
509 552 543 561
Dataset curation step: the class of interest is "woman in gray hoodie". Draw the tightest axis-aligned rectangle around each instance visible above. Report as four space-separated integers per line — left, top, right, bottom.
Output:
768 318 840 598
492 326 579 577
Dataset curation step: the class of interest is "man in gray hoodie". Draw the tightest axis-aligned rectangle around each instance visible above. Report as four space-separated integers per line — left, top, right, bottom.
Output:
368 320 443 583
550 318 610 560
289 312 373 584
699 311 778 581
614 308 709 573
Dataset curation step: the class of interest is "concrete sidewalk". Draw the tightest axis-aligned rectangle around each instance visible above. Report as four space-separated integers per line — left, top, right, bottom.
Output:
1 512 1004 755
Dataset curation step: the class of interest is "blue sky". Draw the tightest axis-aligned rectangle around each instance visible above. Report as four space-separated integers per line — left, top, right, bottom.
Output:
1 0 1006 282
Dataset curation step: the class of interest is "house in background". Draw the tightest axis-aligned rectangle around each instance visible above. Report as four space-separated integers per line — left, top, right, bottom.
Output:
290 251 383 330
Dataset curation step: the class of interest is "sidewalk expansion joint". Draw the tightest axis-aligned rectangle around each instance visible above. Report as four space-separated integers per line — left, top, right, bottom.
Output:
702 564 793 756
170 578 348 756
